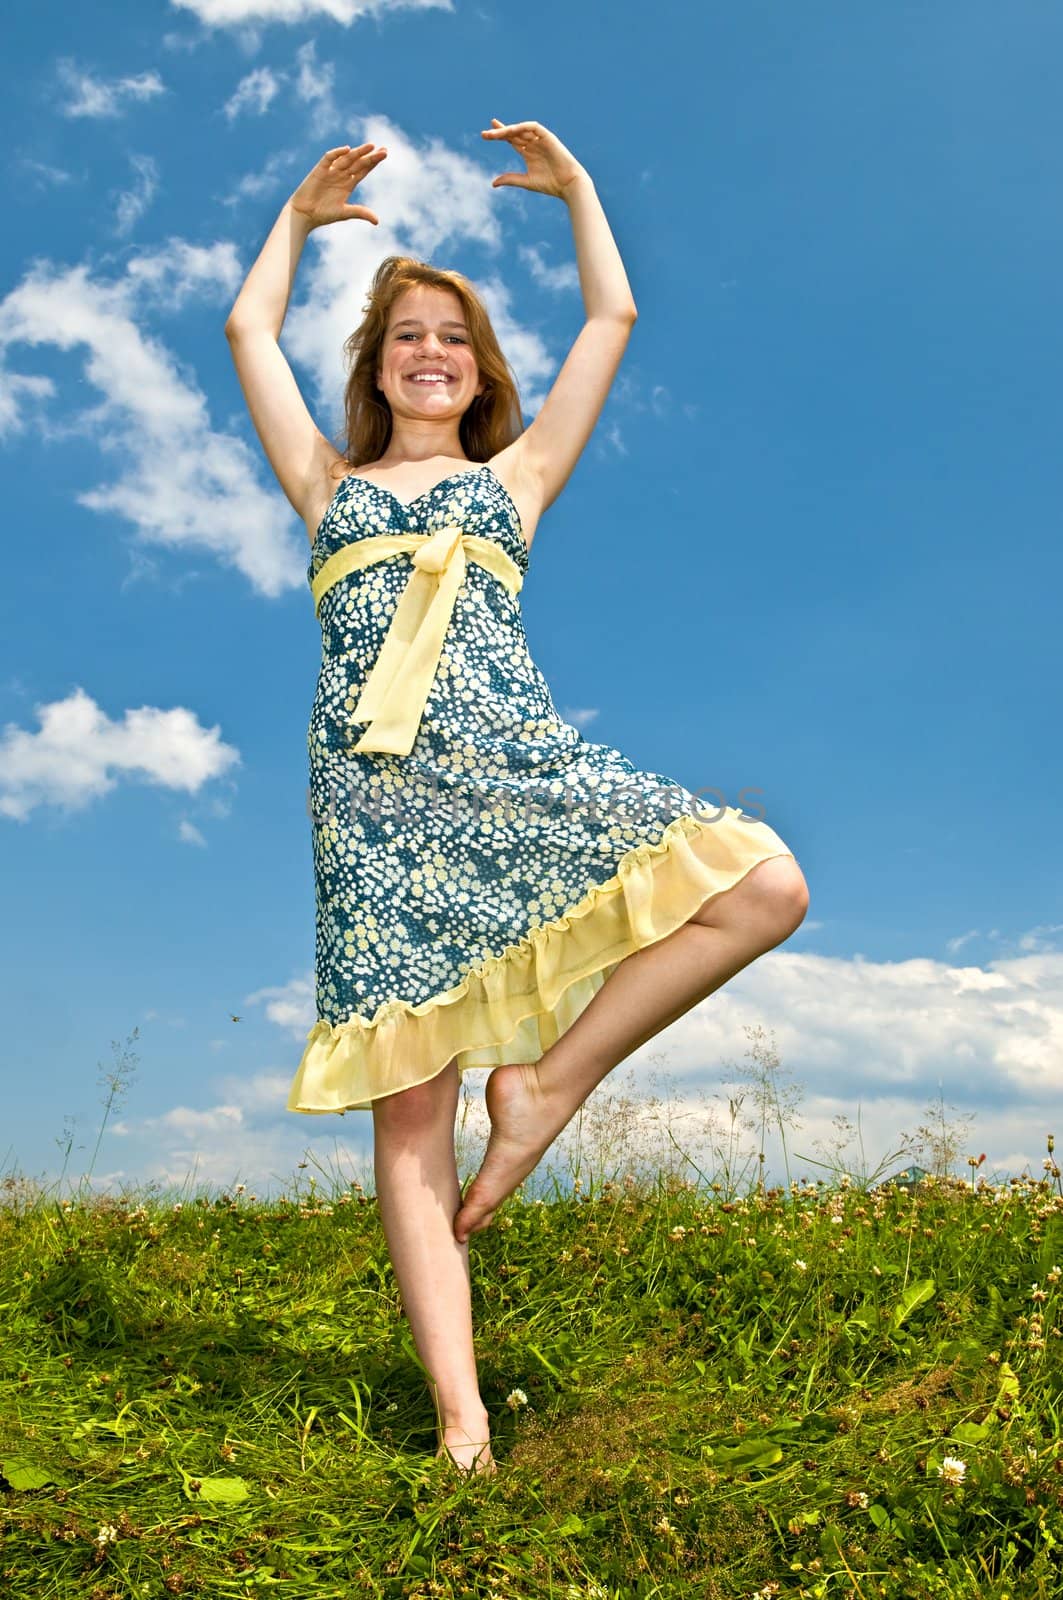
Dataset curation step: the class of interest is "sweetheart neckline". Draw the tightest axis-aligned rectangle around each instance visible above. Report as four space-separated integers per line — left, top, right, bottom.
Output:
310 462 526 553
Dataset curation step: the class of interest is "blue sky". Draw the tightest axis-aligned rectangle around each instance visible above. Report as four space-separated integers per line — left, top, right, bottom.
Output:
2 0 1061 1199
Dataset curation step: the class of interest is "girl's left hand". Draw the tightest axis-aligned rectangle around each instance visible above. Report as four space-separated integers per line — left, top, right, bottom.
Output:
481 119 587 199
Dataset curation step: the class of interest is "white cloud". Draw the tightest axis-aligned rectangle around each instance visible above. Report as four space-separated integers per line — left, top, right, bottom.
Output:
19 158 76 188
560 706 600 730
156 1103 245 1136
292 39 337 139
73 937 1063 1198
114 153 161 236
55 59 167 119
170 0 453 28
0 686 241 823
223 65 283 120
178 819 208 846
218 148 300 205
245 974 317 1035
0 250 304 596
517 242 580 293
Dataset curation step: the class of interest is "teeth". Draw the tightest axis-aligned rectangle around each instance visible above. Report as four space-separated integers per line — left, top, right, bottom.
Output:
408 374 451 383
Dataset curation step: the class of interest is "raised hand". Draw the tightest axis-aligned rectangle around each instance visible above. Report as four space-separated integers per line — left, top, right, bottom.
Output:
481 119 587 199
289 143 387 229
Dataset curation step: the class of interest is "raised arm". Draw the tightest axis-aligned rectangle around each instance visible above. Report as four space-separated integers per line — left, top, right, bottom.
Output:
482 120 638 514
223 144 387 527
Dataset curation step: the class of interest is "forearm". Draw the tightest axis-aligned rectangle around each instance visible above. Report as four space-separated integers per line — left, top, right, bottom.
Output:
224 200 315 339
563 171 638 321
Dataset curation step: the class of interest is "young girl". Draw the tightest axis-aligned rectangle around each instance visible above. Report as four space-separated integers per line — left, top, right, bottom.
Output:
224 122 809 1476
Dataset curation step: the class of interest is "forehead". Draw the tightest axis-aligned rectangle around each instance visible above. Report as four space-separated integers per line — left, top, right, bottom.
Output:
388 285 467 325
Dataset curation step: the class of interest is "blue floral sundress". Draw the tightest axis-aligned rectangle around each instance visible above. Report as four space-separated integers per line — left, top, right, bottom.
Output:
286 462 798 1114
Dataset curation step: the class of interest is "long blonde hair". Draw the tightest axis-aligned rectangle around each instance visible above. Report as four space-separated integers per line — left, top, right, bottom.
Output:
328 255 525 483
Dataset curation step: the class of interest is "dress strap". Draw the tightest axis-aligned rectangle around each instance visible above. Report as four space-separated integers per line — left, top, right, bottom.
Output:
310 526 524 757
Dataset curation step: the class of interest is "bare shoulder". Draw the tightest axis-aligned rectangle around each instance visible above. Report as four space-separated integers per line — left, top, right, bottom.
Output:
485 439 546 554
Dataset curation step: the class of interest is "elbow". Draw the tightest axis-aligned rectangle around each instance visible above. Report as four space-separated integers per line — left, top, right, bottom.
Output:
595 307 638 327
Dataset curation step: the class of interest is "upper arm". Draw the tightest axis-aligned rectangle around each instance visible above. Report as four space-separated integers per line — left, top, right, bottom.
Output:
223 323 335 522
513 314 637 512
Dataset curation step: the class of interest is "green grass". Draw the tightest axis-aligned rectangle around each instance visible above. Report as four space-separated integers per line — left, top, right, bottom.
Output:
3 1034 1063 1597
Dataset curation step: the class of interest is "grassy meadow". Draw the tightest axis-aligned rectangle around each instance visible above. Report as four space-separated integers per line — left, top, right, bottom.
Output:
2 1029 1063 1598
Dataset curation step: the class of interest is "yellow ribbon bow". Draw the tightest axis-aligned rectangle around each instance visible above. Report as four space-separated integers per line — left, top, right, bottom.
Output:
310 524 524 757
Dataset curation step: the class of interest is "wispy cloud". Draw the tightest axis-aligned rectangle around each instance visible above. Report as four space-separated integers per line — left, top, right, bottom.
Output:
114 153 161 236
518 242 579 293
55 59 166 119
223 65 283 120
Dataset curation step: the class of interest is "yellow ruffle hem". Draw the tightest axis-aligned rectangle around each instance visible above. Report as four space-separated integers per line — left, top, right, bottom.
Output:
287 805 796 1115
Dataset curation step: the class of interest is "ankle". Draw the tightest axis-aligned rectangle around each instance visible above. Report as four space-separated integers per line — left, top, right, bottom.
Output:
439 1403 490 1433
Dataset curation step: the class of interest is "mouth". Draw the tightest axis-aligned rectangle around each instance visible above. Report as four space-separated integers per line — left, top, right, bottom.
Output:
404 372 456 386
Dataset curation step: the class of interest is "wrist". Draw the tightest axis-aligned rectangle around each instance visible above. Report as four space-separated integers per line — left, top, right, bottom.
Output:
285 199 317 234
560 166 594 202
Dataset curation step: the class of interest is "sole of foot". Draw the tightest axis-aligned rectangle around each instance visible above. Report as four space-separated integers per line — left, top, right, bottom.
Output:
453 1061 561 1242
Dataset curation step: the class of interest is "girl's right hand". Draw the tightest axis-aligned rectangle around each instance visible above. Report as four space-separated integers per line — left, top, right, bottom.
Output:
289 143 387 229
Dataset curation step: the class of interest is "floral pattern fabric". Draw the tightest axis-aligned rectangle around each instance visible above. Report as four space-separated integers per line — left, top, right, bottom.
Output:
306 463 789 1038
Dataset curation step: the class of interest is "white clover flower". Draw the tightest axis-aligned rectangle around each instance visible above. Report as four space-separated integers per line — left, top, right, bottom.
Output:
234 1183 246 1194
506 1388 528 1409
95 1524 118 1547
855 1490 869 1508
793 1258 808 1271
935 1455 967 1486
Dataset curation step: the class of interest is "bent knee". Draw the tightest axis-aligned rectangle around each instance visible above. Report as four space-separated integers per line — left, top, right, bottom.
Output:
770 856 810 922
701 853 809 935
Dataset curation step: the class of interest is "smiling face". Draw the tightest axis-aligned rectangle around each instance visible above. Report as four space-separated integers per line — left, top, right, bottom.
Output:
376 284 485 424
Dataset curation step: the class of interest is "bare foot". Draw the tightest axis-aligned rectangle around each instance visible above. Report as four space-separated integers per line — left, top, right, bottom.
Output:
453 1061 564 1243
435 1423 498 1476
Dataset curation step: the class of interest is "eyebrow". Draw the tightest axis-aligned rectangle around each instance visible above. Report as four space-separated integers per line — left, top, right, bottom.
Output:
392 319 469 330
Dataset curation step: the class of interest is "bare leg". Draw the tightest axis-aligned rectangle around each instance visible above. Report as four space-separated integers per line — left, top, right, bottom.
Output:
371 1057 497 1474
453 855 809 1242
